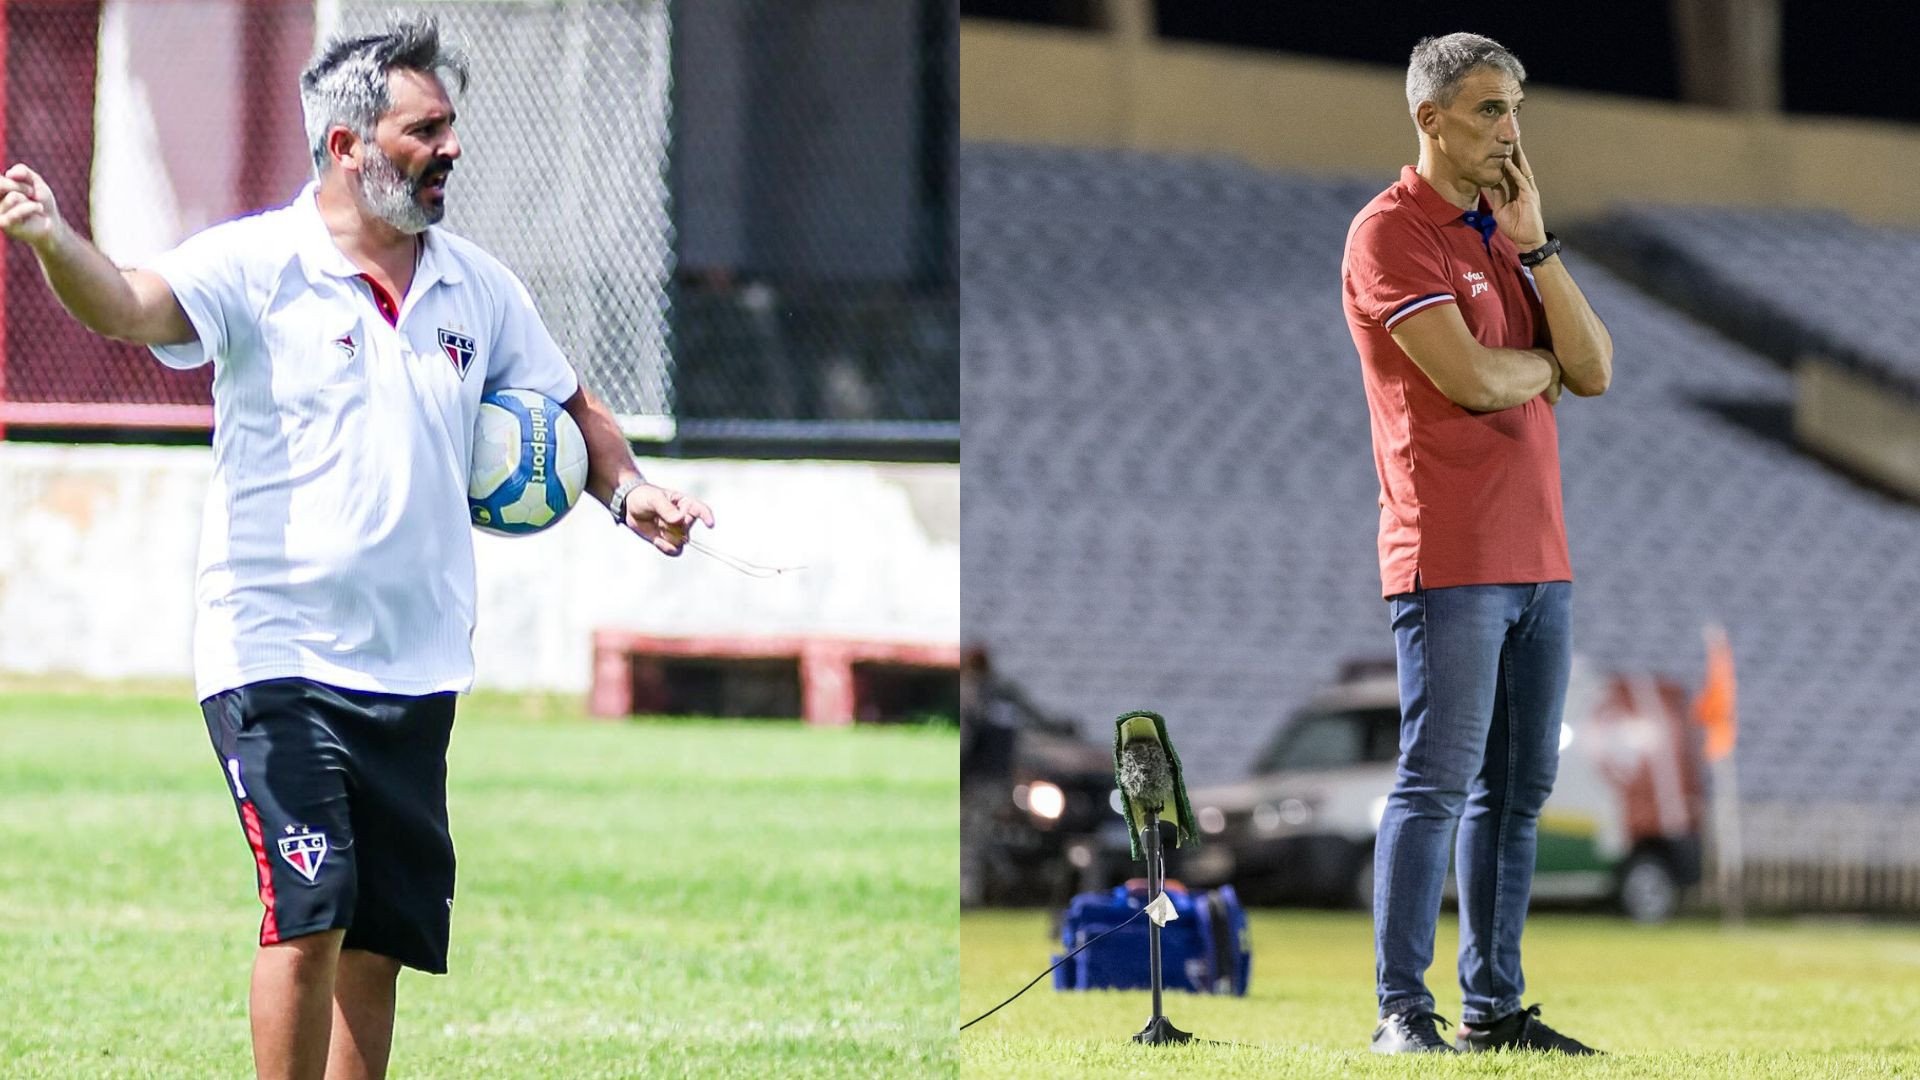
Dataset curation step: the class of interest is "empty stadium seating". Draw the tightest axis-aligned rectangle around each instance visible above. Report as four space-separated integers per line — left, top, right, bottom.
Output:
1590 204 1920 396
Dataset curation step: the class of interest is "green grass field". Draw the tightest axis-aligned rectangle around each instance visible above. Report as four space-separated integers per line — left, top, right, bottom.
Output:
0 683 957 1078
961 908 1920 1078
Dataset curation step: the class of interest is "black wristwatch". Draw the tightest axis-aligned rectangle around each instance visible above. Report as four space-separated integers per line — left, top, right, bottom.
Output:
609 475 647 525
1519 232 1562 268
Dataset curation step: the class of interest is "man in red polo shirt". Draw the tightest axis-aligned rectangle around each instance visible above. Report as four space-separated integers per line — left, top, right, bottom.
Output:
1341 32 1613 1055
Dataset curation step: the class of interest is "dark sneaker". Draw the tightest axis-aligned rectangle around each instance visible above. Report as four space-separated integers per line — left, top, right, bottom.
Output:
1370 1008 1457 1053
1456 1004 1600 1054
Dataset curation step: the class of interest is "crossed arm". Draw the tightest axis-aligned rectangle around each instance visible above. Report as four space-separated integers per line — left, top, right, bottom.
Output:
1389 261 1612 414
1530 255 1613 396
1390 303 1560 413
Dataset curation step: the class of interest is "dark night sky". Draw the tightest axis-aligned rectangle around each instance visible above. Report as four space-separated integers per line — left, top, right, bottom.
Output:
959 1 1918 124
1779 1 1918 121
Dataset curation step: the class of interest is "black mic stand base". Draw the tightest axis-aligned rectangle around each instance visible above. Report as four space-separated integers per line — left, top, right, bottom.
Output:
1131 809 1193 1046
1132 1015 1193 1045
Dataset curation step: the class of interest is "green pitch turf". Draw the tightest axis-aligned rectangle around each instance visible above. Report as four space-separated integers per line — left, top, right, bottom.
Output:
961 908 1920 1078
0 684 956 1078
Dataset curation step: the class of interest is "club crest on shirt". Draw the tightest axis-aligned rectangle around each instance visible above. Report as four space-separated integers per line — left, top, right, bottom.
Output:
439 328 477 378
277 825 328 883
332 332 357 361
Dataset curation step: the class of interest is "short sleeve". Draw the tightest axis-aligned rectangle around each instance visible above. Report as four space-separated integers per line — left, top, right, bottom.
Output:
1346 212 1457 330
140 223 247 370
483 270 580 404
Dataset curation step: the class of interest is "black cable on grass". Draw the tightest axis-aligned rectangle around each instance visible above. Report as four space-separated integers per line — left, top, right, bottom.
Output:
960 907 1149 1031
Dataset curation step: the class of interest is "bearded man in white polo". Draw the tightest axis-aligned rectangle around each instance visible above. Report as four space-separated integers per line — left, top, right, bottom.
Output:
0 16 712 1080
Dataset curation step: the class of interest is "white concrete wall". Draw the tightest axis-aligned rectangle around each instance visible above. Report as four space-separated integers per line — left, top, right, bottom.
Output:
0 444 957 692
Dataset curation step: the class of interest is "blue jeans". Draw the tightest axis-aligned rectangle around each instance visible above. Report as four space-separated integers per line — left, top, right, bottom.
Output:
1373 582 1572 1023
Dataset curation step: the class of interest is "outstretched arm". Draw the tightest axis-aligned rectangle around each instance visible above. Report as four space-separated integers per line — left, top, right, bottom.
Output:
0 163 195 346
563 385 715 556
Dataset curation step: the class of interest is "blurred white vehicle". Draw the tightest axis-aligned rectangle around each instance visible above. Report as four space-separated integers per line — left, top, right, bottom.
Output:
1175 659 1706 922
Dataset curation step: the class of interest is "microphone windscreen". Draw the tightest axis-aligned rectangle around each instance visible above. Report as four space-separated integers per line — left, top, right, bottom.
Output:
1118 739 1173 815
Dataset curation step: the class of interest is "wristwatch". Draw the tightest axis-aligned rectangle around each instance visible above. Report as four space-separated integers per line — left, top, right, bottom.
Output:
608 475 647 526
1519 232 1562 268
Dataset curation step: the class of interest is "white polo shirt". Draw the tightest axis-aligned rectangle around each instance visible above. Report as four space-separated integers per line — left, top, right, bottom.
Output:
146 183 579 700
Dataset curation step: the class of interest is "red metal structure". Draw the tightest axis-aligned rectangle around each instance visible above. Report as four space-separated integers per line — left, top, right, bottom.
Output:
1 0 13 439
0 0 310 437
591 629 961 726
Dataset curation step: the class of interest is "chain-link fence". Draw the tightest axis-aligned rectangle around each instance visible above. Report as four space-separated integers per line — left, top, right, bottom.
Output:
331 0 676 434
668 0 957 440
1 0 306 428
1 0 956 449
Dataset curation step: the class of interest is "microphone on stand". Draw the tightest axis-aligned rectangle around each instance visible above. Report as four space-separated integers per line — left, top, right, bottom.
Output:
1118 738 1172 815
1113 710 1196 1046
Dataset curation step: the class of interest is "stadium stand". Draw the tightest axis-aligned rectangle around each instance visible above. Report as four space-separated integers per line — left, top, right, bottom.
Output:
1587 205 1920 397
961 141 1920 831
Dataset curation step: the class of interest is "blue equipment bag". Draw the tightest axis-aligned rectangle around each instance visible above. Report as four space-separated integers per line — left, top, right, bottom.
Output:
1052 881 1250 995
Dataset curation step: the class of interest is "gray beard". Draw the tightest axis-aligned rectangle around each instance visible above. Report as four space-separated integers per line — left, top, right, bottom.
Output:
358 147 440 235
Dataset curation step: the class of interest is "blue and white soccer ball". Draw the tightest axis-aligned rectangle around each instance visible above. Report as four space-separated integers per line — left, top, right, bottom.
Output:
468 388 589 536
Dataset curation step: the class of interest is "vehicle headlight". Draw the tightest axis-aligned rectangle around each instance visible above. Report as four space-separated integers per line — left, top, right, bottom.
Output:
1254 798 1316 833
1197 805 1227 834
1253 802 1282 833
1026 780 1066 821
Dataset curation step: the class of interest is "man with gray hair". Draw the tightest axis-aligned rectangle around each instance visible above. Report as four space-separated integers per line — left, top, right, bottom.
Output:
1341 32 1611 1054
0 15 711 1079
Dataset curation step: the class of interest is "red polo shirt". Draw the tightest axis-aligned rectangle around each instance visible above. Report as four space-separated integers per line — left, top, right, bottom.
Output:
1341 165 1571 598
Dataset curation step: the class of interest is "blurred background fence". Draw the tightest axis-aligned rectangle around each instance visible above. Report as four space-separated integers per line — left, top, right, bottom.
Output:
669 0 957 445
0 0 957 454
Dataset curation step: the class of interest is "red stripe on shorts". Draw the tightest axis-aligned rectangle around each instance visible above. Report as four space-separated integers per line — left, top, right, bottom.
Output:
240 800 280 944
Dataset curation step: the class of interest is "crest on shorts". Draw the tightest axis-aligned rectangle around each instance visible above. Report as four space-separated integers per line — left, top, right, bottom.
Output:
439 328 476 378
277 825 328 883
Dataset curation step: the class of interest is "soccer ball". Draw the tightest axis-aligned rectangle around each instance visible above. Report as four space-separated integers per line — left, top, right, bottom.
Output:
468 389 589 536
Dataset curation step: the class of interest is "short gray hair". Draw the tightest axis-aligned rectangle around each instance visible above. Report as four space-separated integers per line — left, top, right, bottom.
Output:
1405 33 1525 119
300 15 470 175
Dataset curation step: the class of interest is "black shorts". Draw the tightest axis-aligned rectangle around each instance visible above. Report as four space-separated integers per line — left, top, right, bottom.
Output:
202 678 458 973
